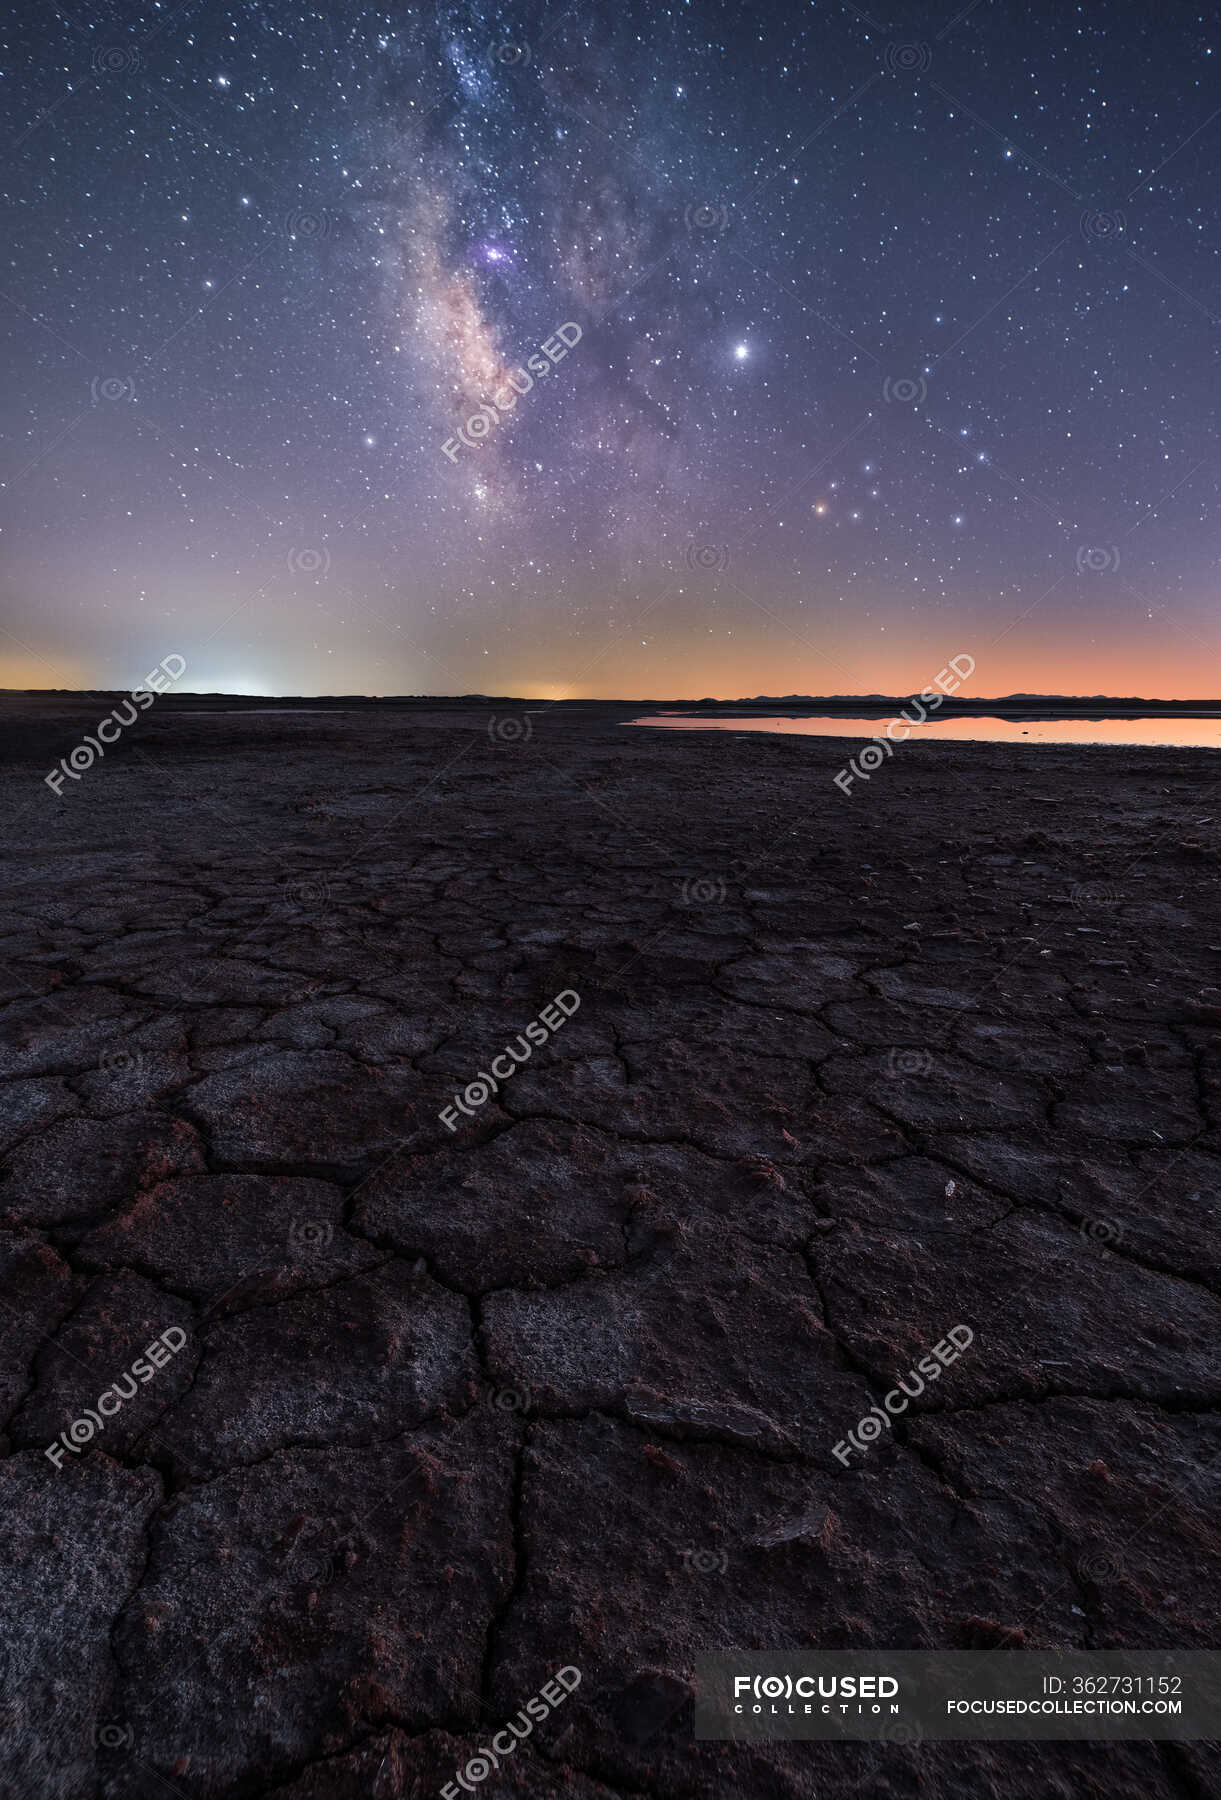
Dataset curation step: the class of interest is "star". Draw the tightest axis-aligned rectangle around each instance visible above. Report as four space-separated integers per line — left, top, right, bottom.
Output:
0 0 1211 703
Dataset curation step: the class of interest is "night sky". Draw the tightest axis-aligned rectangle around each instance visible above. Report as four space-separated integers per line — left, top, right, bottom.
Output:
1 1 1218 699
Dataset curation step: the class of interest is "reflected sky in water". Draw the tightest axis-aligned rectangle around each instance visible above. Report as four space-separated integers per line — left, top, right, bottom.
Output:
630 715 1221 750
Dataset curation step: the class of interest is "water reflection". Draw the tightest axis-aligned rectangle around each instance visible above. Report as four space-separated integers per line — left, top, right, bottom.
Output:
629 714 1221 750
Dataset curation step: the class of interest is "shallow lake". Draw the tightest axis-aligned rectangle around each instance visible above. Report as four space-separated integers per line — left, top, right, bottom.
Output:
628 714 1221 750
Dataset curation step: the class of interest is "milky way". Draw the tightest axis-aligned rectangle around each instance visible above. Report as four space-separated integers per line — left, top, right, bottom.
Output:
1 2 1218 696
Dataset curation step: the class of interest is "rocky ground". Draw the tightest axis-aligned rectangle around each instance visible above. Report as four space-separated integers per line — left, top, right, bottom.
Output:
1 697 1219 1798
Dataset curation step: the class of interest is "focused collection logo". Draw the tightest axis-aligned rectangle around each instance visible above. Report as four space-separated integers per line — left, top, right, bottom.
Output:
44 1327 190 1468
733 1672 900 1714
833 1324 974 1464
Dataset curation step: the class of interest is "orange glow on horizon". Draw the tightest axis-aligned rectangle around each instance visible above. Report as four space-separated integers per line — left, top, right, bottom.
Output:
7 600 1221 703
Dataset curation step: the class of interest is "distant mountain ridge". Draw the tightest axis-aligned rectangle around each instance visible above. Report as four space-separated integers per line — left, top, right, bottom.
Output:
5 689 1221 710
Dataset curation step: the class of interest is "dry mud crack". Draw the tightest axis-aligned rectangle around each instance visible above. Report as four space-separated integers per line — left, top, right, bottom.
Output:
1 702 1218 1797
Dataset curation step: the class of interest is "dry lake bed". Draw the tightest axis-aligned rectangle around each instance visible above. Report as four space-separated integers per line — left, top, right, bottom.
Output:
1 696 1219 1797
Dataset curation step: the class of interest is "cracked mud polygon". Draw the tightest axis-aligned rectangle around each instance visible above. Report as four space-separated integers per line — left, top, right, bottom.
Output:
2 698 1218 1797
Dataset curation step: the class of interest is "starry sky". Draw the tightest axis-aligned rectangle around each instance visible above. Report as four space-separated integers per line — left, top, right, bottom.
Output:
1 0 1218 699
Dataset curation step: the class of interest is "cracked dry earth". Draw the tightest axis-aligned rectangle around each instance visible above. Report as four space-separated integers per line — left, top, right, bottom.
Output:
2 698 1220 1800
